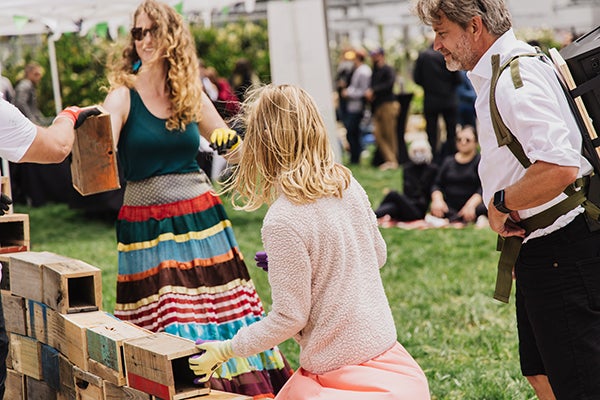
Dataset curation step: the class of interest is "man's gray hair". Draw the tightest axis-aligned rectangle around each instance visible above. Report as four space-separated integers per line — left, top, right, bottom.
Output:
413 0 511 36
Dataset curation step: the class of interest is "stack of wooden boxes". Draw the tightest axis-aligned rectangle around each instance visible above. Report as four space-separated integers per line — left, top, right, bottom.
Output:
0 251 249 400
0 174 29 255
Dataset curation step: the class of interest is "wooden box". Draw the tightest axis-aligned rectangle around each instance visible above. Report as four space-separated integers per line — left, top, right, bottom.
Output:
49 310 118 370
123 332 210 400
87 319 152 386
42 258 102 314
8 251 71 303
5 368 24 400
70 108 120 196
1 291 26 335
10 333 42 380
103 381 151 400
73 366 104 400
0 213 29 255
26 299 58 344
58 353 76 400
204 391 253 400
26 375 57 400
41 343 61 391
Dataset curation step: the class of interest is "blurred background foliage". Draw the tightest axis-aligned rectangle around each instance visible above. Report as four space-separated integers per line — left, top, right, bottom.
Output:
0 21 562 121
0 19 272 118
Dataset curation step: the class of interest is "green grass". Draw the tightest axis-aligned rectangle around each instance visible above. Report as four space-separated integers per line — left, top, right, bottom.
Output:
14 159 536 400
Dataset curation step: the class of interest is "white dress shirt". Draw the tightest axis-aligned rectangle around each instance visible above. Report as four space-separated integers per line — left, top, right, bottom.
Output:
468 29 592 240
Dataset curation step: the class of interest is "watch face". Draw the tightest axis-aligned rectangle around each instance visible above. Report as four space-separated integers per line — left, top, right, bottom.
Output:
494 190 503 206
494 190 510 213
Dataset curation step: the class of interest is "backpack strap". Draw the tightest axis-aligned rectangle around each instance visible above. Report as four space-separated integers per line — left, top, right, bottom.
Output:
490 53 541 168
489 52 599 303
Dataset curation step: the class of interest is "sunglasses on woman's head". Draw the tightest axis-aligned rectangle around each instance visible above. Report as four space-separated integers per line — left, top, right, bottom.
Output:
131 26 157 41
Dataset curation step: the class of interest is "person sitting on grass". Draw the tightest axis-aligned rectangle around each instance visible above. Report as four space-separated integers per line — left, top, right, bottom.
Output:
189 84 431 399
429 124 487 225
375 137 438 223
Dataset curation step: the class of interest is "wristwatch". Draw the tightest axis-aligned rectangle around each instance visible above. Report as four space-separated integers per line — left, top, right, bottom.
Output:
493 189 512 214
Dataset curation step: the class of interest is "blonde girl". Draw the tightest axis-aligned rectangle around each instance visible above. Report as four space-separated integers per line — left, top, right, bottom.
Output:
190 84 430 399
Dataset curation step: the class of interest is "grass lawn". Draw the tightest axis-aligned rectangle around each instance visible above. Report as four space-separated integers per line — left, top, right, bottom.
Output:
14 158 536 399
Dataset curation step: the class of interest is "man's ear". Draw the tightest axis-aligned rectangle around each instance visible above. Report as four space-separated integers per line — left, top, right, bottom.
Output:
470 15 484 38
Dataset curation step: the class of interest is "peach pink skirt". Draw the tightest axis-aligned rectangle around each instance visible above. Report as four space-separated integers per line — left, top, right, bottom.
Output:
275 342 430 399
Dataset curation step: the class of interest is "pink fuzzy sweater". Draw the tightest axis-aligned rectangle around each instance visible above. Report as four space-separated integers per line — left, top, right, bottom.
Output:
231 177 398 374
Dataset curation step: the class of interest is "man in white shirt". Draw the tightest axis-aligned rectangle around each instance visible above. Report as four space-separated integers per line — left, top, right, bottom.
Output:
414 0 600 399
0 98 99 398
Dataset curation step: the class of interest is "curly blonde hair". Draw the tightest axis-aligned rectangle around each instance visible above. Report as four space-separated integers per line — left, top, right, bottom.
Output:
227 84 351 211
106 0 203 131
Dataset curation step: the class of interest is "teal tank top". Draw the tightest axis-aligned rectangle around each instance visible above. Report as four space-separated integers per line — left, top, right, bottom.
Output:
118 89 201 182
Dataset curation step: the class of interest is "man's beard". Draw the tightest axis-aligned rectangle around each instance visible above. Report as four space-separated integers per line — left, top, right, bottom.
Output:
445 33 477 71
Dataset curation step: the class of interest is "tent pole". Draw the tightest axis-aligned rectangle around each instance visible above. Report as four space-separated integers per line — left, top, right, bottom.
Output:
48 35 62 114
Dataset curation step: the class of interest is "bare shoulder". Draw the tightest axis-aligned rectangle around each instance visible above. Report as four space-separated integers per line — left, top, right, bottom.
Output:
103 86 130 110
103 86 131 141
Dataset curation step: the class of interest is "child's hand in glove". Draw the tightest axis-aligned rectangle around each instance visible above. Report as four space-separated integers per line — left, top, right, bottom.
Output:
189 339 234 383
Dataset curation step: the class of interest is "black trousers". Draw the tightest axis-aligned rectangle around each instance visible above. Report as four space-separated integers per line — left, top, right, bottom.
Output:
516 214 600 399
374 191 424 221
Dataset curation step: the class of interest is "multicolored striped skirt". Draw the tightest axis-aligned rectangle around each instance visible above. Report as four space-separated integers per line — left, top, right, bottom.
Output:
114 171 292 398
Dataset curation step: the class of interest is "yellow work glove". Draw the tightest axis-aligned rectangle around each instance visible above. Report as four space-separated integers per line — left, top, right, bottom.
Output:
189 339 234 383
210 128 240 155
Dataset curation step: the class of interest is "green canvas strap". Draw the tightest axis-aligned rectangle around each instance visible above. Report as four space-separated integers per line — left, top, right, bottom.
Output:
489 52 599 303
494 179 588 303
490 53 541 169
494 236 522 303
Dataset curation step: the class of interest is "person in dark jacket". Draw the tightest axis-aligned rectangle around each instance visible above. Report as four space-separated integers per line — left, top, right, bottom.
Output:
374 137 438 221
366 48 400 170
413 43 461 163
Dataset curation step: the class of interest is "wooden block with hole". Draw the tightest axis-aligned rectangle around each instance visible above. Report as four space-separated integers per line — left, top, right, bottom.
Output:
70 106 121 196
42 258 102 314
49 310 118 370
73 365 104 400
8 252 71 303
87 319 152 386
103 381 151 400
0 213 29 256
26 375 57 400
5 368 24 400
10 333 42 380
2 290 26 335
123 332 210 400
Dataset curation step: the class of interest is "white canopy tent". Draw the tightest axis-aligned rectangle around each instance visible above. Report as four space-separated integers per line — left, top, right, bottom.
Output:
0 0 256 113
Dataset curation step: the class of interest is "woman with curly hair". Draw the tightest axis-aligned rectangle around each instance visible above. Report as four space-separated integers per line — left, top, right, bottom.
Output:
101 0 291 396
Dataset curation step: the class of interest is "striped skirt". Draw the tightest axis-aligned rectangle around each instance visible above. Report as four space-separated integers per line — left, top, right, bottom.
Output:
114 171 292 398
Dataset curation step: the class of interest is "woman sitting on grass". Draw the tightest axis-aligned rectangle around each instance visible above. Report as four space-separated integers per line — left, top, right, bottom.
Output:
429 124 487 225
189 84 431 399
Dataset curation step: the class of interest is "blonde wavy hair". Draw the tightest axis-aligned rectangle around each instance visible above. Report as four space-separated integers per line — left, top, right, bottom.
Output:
227 84 351 211
106 0 203 131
